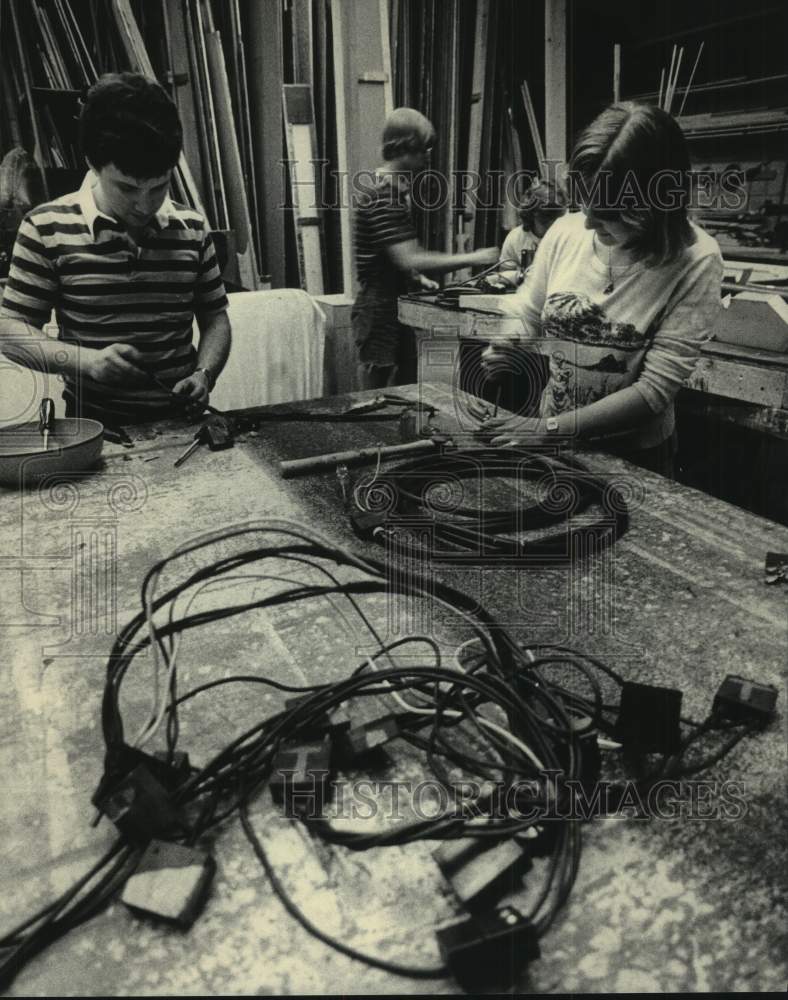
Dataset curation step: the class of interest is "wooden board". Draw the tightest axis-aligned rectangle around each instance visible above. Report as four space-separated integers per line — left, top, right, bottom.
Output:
330 0 354 296
192 0 228 228
246 0 286 288
690 352 788 408
205 29 259 289
283 84 325 295
544 0 567 166
291 0 313 87
9 0 51 189
463 0 490 237
330 0 393 296
443 0 460 255
161 0 210 218
475 0 498 248
229 0 263 273
312 293 360 395
181 0 222 225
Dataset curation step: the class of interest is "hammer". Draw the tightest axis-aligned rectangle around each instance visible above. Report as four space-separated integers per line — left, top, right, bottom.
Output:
279 436 445 479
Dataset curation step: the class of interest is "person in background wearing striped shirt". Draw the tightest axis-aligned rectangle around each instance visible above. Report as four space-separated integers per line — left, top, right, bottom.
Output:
0 73 231 427
352 108 499 390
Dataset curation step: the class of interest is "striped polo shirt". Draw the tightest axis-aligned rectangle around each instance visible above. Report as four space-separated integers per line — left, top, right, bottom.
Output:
354 173 417 289
0 172 228 424
352 173 417 365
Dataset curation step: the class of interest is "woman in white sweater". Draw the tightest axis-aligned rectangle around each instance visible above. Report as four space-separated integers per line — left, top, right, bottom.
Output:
482 103 723 477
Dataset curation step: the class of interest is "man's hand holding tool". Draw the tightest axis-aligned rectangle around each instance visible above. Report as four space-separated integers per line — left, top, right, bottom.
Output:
149 372 224 417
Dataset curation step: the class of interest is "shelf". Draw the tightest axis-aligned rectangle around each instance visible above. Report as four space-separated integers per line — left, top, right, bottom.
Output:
626 72 788 104
629 5 784 50
717 245 788 265
676 107 788 139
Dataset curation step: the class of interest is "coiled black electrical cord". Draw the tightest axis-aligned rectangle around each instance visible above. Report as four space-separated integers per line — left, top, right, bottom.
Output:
351 447 630 560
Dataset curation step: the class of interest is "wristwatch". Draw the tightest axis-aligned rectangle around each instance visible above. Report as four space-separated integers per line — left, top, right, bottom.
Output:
545 416 560 433
194 367 215 390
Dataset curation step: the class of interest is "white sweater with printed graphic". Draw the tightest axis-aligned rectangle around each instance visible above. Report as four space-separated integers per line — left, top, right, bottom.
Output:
499 211 723 449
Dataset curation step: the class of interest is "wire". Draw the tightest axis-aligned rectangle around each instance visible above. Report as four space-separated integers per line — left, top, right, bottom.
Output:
135 569 363 749
239 802 446 978
362 655 546 770
7 520 768 989
350 448 630 561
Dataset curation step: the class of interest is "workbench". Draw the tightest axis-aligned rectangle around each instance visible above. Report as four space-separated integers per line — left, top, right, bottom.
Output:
400 295 788 523
1 383 786 995
398 295 788 418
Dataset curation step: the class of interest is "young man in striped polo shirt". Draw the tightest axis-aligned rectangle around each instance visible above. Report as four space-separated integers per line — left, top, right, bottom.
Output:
0 73 230 427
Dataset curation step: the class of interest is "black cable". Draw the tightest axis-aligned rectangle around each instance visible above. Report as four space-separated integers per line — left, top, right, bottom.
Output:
239 802 447 979
8 521 765 989
0 841 134 992
351 447 629 561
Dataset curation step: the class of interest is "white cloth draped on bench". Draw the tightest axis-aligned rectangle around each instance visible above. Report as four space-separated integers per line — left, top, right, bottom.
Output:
209 289 326 410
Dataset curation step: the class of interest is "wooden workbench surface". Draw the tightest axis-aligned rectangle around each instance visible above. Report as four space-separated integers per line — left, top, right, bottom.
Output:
399 294 788 416
1 383 786 995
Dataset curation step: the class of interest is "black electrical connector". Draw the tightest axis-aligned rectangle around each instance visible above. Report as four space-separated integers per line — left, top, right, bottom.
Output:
269 738 333 818
713 674 778 728
433 836 485 876
121 839 216 928
98 765 184 842
342 716 403 760
436 838 531 912
349 509 388 541
555 716 602 795
615 681 683 754
435 906 540 991
93 744 193 809
284 695 351 742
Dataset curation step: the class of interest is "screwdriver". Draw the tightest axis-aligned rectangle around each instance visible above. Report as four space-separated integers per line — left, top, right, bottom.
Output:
173 415 234 467
39 397 55 452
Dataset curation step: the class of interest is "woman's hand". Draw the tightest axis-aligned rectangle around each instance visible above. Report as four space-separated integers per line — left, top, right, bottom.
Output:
473 413 530 440
486 416 556 448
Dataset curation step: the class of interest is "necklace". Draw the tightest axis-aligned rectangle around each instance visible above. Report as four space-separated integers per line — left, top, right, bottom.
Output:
594 234 636 294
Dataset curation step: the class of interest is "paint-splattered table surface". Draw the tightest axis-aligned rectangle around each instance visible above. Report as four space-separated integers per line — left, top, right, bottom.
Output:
1 383 786 995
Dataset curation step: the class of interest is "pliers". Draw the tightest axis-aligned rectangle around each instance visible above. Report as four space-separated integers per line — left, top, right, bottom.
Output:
343 394 435 417
466 397 496 422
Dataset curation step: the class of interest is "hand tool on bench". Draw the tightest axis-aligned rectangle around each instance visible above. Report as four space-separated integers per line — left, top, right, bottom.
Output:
173 414 234 467
38 398 54 452
102 426 134 447
279 435 450 479
341 394 435 417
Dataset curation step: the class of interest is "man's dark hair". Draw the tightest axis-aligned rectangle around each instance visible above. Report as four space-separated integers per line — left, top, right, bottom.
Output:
79 73 182 178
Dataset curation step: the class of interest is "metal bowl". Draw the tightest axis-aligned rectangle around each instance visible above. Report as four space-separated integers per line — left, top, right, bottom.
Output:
0 418 105 489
